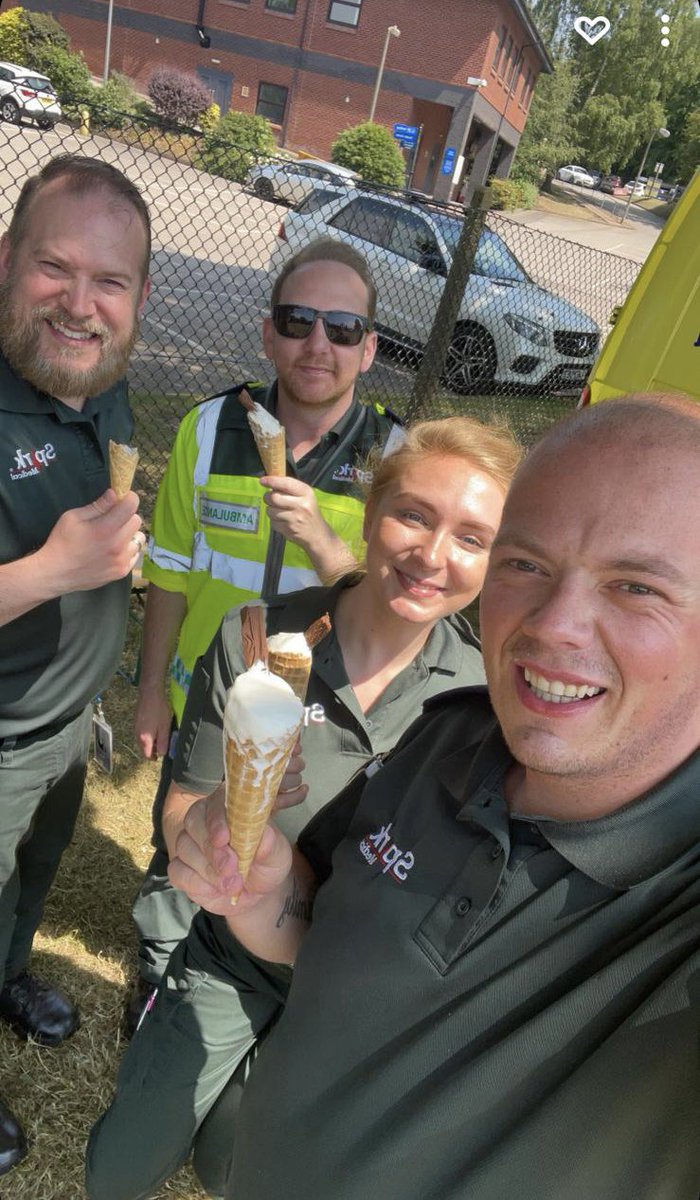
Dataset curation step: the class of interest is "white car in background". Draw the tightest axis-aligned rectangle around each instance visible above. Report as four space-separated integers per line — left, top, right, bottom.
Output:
270 189 600 394
247 158 358 204
0 61 61 129
556 165 597 188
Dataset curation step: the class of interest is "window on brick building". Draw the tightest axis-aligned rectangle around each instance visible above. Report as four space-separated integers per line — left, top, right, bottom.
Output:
492 26 506 72
520 68 532 104
256 82 288 124
266 0 297 11
328 0 362 27
505 43 520 89
499 34 512 78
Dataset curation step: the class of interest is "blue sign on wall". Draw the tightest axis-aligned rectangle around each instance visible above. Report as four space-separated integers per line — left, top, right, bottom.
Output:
441 147 457 175
393 122 419 148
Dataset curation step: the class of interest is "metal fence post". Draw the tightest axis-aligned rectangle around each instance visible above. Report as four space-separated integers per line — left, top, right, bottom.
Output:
408 186 492 419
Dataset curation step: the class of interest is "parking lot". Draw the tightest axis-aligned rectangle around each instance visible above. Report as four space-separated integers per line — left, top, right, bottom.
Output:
1 118 643 475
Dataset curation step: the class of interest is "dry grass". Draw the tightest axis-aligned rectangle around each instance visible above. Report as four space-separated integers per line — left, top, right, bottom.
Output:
4 602 207 1200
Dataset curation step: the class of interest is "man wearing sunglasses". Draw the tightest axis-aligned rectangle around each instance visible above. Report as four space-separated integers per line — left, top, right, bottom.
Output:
127 237 395 1027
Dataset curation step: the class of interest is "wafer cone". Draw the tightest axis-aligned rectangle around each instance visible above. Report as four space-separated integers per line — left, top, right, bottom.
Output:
109 440 139 498
267 651 312 704
225 725 300 886
253 428 286 476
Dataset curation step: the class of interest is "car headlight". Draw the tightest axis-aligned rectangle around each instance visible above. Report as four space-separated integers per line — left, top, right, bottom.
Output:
504 314 549 347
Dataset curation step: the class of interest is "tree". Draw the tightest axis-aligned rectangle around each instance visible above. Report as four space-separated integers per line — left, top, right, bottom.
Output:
148 66 211 125
512 60 580 184
198 111 276 182
674 109 700 182
516 0 699 183
331 122 406 186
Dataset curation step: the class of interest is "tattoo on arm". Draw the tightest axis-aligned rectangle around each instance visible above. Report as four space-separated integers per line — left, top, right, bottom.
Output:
275 877 315 929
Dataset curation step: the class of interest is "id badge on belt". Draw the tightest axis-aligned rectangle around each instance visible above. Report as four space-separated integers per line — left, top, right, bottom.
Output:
92 696 114 774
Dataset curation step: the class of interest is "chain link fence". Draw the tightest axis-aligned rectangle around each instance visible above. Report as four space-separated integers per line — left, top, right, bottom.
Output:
0 109 642 516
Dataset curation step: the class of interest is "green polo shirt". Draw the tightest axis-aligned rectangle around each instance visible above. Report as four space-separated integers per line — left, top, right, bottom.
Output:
232 689 700 1200
0 352 134 736
174 576 485 842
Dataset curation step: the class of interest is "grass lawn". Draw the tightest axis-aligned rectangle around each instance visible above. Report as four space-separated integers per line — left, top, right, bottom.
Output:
3 605 207 1200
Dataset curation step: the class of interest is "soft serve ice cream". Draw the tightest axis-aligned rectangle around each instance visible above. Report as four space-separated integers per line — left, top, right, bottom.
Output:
223 663 303 894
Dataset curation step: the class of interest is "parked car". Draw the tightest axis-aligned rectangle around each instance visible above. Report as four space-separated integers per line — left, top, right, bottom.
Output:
625 178 648 197
600 174 622 194
556 165 597 188
0 61 61 129
658 182 684 201
270 190 601 394
247 158 358 204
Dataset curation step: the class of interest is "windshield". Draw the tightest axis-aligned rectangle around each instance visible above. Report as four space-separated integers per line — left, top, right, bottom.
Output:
431 213 529 283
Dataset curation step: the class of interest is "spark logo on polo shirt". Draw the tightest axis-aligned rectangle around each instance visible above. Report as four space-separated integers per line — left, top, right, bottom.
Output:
9 443 57 480
359 821 415 882
331 462 373 485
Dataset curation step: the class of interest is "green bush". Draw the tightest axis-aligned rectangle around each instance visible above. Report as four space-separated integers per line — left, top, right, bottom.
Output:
23 10 70 54
331 121 405 186
0 8 27 63
488 178 537 211
90 72 140 130
199 102 221 135
197 110 276 182
28 44 93 116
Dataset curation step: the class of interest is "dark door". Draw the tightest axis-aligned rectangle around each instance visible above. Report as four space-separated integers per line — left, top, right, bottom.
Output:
197 68 232 113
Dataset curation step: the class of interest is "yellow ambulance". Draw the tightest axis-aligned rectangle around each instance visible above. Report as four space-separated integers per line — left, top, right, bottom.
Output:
579 168 699 406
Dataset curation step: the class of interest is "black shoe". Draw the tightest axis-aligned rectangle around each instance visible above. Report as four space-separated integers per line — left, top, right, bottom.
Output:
123 977 157 1040
0 971 79 1047
0 1096 27 1176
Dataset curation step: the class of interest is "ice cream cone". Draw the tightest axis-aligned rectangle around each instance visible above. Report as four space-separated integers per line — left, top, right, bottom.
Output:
225 729 299 883
267 631 312 704
243 400 286 476
109 440 139 498
267 650 312 704
223 664 303 893
254 427 286 476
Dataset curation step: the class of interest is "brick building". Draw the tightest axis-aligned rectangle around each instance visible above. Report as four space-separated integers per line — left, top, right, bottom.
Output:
10 0 552 199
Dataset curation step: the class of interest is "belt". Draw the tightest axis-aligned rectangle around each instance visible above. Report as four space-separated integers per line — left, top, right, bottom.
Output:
0 708 84 752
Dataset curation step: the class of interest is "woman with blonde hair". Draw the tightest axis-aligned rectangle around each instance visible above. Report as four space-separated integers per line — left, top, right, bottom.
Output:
87 414 521 1200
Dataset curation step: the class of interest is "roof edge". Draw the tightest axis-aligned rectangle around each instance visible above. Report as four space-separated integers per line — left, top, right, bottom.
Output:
508 0 555 73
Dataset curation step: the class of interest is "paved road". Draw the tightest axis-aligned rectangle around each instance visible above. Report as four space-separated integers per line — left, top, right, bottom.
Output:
511 181 664 262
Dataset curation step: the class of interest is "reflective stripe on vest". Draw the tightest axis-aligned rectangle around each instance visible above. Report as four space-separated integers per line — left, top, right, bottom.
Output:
147 537 191 574
193 395 226 500
191 535 319 594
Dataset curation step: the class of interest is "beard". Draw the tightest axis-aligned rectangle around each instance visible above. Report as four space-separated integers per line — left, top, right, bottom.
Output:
0 277 139 401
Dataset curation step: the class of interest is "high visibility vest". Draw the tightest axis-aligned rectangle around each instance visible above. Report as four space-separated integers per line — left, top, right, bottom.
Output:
143 382 394 720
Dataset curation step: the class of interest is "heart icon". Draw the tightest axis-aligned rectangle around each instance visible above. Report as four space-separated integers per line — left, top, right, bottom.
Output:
573 15 611 45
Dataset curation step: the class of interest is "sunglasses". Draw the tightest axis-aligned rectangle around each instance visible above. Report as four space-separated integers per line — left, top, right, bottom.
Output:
272 304 371 346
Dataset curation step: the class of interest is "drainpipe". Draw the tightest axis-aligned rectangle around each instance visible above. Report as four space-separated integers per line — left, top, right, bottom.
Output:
281 0 314 148
196 0 211 48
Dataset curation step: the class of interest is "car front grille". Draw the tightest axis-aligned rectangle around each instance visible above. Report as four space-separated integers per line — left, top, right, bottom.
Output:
553 331 599 358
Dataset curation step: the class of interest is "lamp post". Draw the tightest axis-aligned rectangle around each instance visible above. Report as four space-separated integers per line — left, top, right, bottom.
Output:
620 126 670 224
102 0 115 84
369 25 400 123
